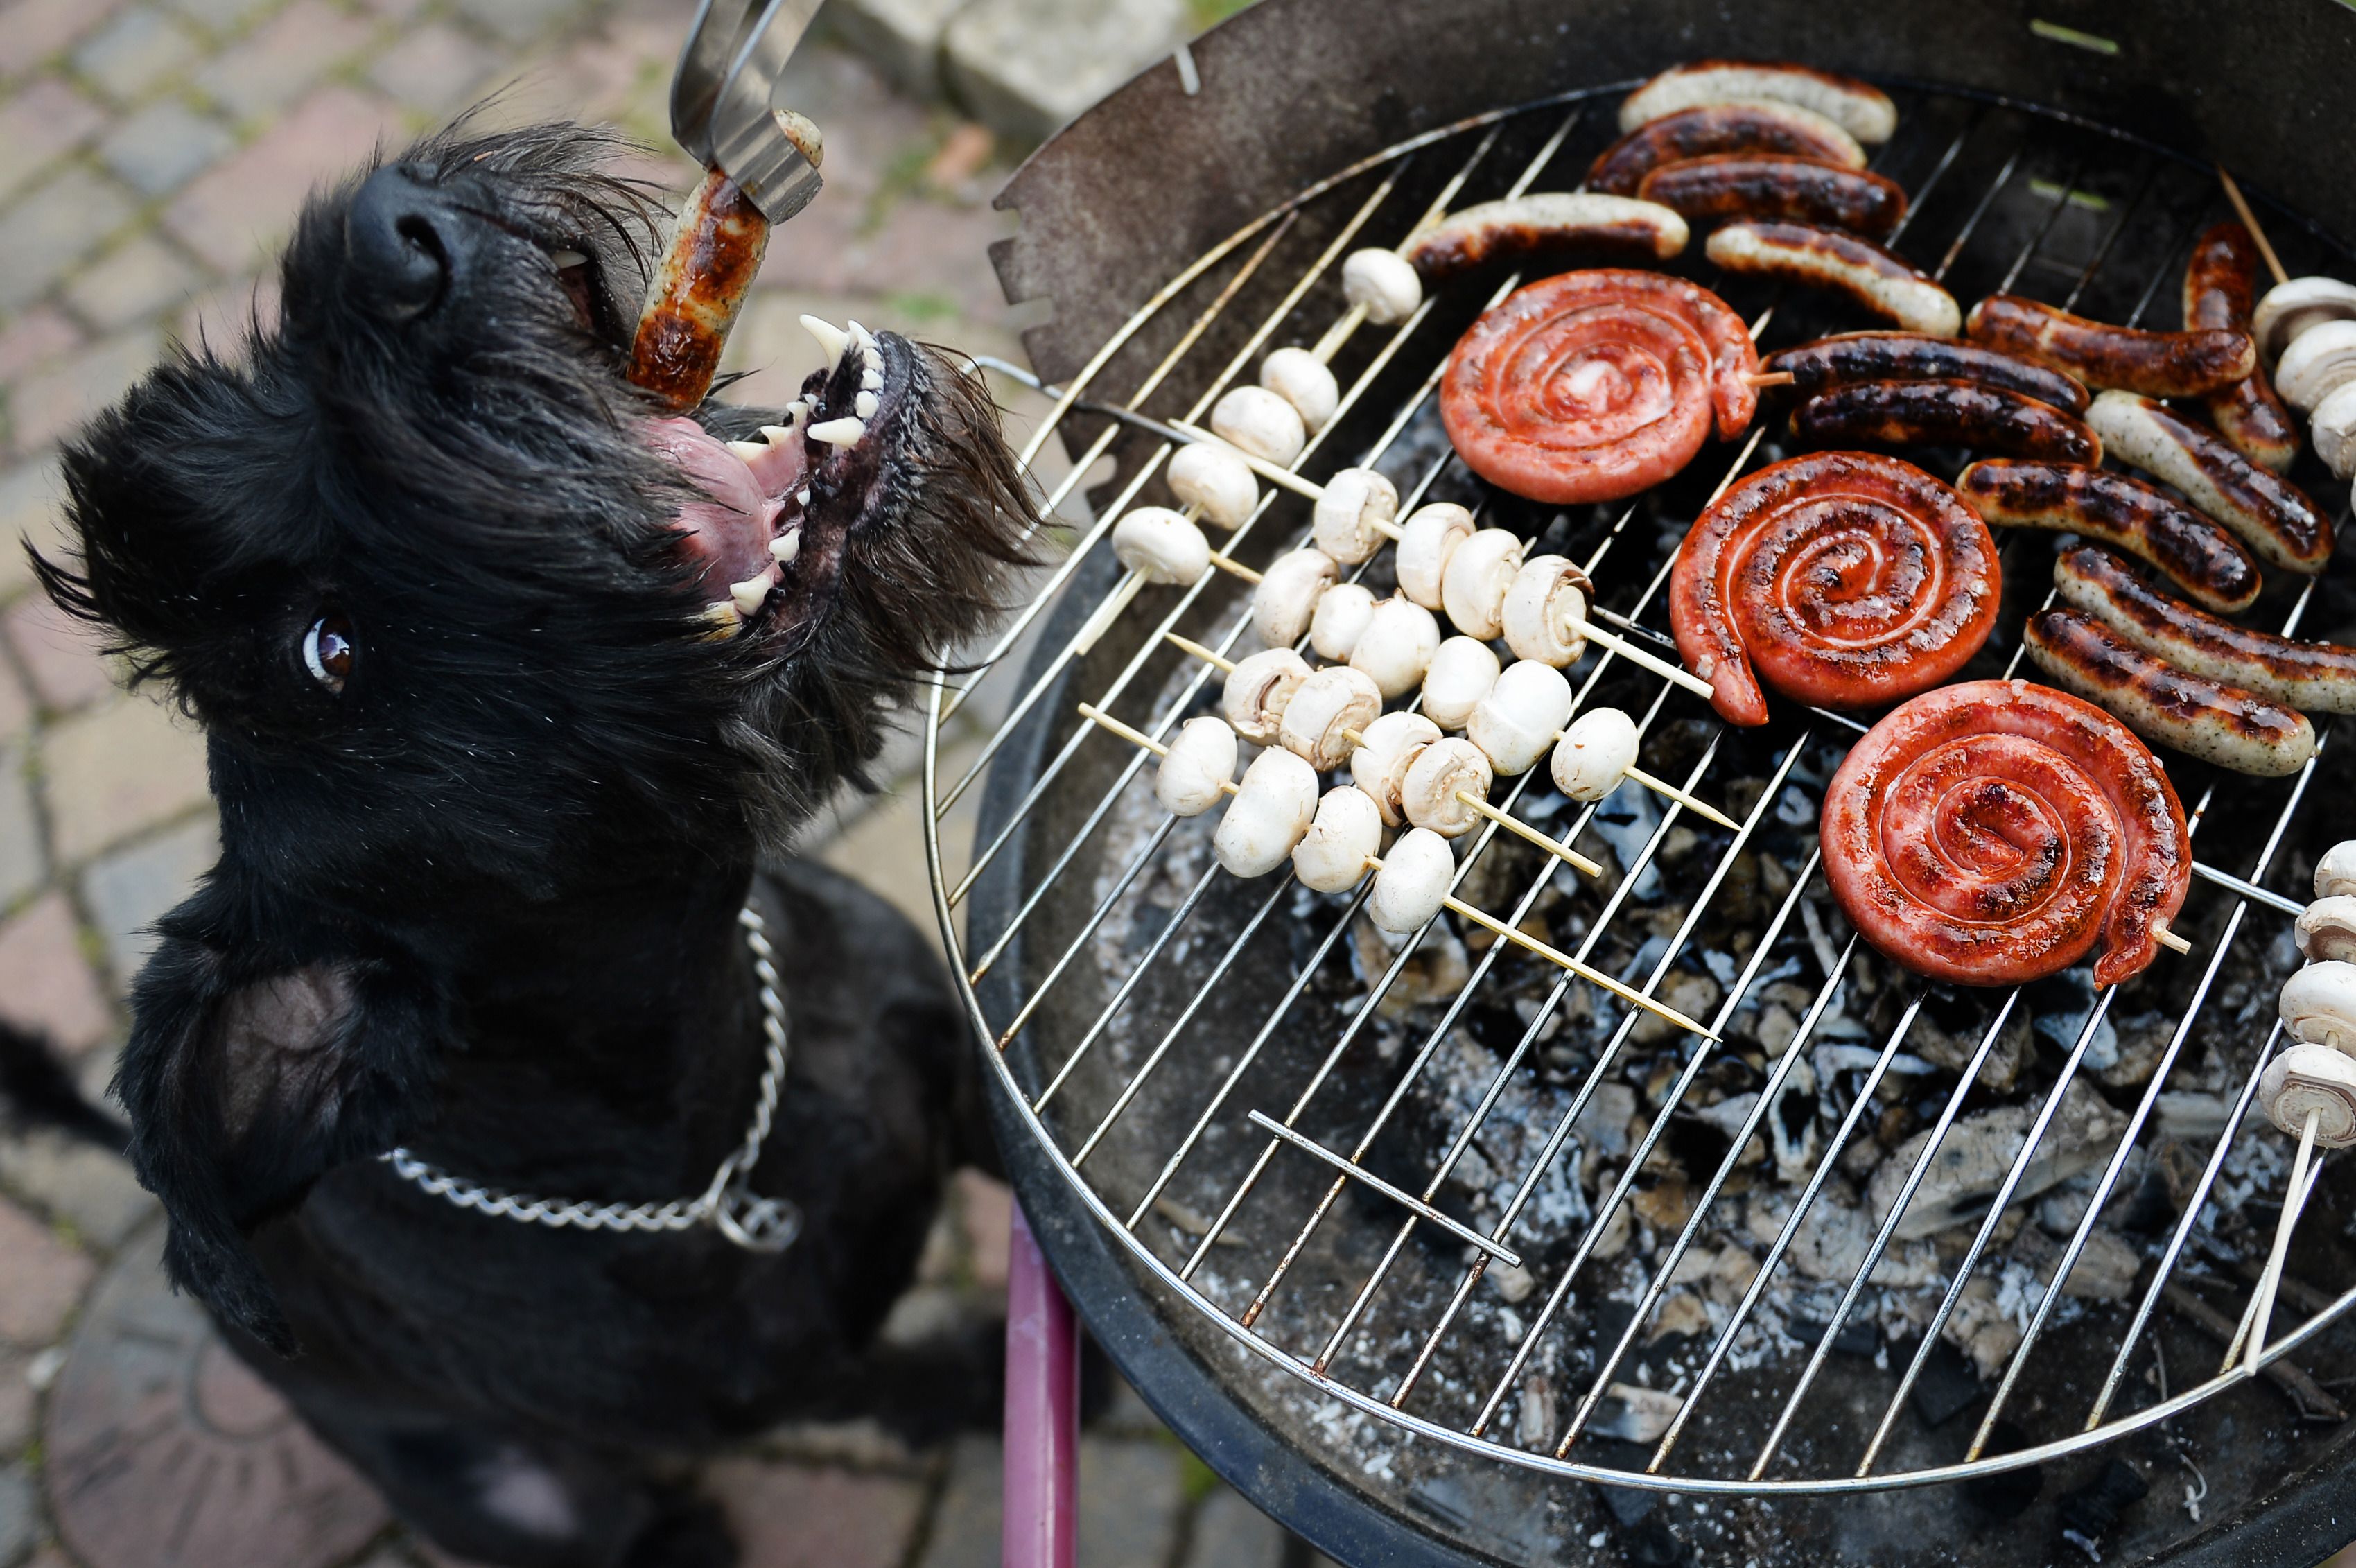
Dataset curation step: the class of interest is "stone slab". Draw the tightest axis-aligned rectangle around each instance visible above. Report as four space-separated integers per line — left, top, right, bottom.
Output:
0 169 138 315
44 1228 391 1568
707 1458 927 1568
943 0 1188 146
0 892 113 1052
72 6 204 103
0 1193 92 1343
81 814 216 983
914 1434 999 1568
6 327 162 457
164 85 398 272
0 1131 153 1251
1074 1438 1185 1568
40 695 211 866
98 99 238 197
1183 1486 1289 1568
62 234 204 332
822 0 970 101
0 742 44 909
0 77 108 203
4 595 115 713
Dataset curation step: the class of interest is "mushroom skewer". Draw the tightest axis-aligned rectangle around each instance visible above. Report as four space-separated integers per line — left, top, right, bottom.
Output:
1160 634 1607 880
1072 704 1718 1040
2216 166 2289 290
1163 434 1718 697
1166 630 1736 831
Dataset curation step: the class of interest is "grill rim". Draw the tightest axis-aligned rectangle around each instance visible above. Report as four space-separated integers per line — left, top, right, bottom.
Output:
940 21 2356 1561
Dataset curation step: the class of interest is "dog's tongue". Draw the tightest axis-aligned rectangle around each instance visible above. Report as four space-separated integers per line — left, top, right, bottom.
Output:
643 417 804 598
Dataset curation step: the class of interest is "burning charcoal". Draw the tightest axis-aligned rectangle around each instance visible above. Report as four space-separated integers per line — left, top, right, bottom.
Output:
1962 1421 2046 1517
1517 1372 1554 1447
1632 1174 1694 1230
2009 1223 2144 1300
1910 1336 1984 1427
1631 971 1720 1043
1576 1083 1639 1160
1588 1383 1684 1444
1646 1289 1710 1343
2030 966 2120 1070
1793 1314 1880 1357
1490 1260 1539 1303
1943 1274 2024 1379
2057 1459 2150 1561
1748 1192 1941 1285
1911 986 2034 1090
1668 1242 1761 1305
1869 1080 2128 1239
2095 1010 2174 1088
2155 1091 2233 1143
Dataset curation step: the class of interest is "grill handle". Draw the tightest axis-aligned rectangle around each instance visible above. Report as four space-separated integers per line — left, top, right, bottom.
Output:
1004 1201 1080 1568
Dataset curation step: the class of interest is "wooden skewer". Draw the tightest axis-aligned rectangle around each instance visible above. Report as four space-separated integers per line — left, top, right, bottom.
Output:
2152 918 2193 957
1436 790 1605 878
1740 370 1797 388
1561 609 1718 702
2217 166 2290 290
1165 631 1237 673
1620 764 1741 832
2246 1104 2321 1375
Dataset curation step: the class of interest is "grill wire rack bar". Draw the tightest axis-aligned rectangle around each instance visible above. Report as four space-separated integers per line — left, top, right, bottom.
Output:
922 78 2356 1498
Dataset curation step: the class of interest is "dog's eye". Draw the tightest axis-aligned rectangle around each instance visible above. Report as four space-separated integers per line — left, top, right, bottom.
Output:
302 613 356 693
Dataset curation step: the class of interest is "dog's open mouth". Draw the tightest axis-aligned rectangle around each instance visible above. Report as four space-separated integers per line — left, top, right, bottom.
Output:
640 317 909 641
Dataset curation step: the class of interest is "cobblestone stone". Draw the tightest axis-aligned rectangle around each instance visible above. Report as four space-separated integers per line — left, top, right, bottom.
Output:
708 1459 927 1568
0 744 49 915
73 6 205 103
0 0 128 79
824 0 969 100
450 0 590 46
168 0 286 31
0 892 113 1053
82 814 216 982
4 595 114 714
367 22 499 118
1078 1438 1187 1568
62 235 204 333
195 0 378 121
1184 1486 1289 1568
0 1133 152 1251
166 85 399 271
98 98 240 198
943 0 1188 145
39 695 211 865
0 666 30 744
0 1348 33 1453
0 1462 34 1566
0 1194 91 1343
955 1169 1011 1291
0 313 81 390
0 171 139 316
6 328 162 458
0 460 68 604
0 78 109 204
914 1434 1000 1568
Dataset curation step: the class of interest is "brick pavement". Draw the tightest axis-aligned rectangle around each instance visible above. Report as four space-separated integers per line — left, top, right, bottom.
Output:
0 0 1297 1564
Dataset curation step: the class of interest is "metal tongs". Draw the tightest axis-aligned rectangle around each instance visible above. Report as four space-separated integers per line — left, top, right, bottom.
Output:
669 0 826 222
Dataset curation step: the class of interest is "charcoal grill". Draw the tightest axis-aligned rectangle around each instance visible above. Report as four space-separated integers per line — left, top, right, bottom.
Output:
919 2 2356 1561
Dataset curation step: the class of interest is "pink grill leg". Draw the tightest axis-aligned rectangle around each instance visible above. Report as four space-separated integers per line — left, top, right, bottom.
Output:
1003 1199 1079 1568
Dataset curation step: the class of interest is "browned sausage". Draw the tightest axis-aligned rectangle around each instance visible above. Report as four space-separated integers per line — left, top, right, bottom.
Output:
1636 155 1907 238
1790 379 2100 462
2024 607 2315 776
1964 293 2255 397
1953 460 2262 614
1762 332 2088 412
1704 222 1958 335
2183 223 2301 473
1402 194 1689 281
628 168 771 412
1587 101 1865 195
2084 391 2334 574
2053 543 2356 713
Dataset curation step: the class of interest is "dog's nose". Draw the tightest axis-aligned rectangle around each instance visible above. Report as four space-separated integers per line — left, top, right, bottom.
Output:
345 164 455 322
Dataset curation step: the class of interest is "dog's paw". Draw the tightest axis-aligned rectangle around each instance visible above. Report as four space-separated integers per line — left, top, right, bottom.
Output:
622 1487 738 1568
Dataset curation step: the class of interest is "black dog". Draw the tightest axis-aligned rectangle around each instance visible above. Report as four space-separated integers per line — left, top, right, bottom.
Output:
28 120 1034 1567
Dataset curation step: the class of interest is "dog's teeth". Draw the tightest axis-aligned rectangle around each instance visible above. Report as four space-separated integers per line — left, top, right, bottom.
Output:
771 530 801 564
796 487 811 506
548 247 588 268
860 362 884 392
848 320 876 355
853 391 879 420
726 439 767 462
699 600 743 638
807 416 865 448
758 424 796 446
728 575 771 616
800 315 848 368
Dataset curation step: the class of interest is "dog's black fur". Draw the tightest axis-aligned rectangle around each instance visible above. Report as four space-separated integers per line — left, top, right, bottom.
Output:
26 119 1035 1567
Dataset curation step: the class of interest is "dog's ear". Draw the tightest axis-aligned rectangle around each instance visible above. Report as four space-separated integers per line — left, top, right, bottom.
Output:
117 873 448 1354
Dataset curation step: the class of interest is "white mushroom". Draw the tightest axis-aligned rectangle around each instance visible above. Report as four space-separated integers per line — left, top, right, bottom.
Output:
1341 247 1423 326
1309 581 1378 661
1112 507 1210 584
2320 842 2356 899
2253 276 2356 364
1260 346 1340 433
1501 553 1597 667
1166 442 1259 528
1221 647 1311 744
1155 716 1237 817
1209 385 1306 467
1213 747 1320 878
1279 664 1382 771
1348 597 1442 699
1350 711 1441 826
1293 785 1382 893
1421 636 1501 731
1467 660 1576 776
2298 896 2356 965
1400 737 1494 838
1441 528 1525 641
2272 318 2356 412
1367 826 1455 934
1311 467 1400 564
1250 548 1337 649
2312 379 2356 480
1396 503 1476 611
2281 960 2356 1055
2259 1042 2356 1145
1551 706 1640 803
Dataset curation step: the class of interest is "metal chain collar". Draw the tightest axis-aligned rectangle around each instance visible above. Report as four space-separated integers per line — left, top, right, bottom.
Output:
378 904 801 1253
